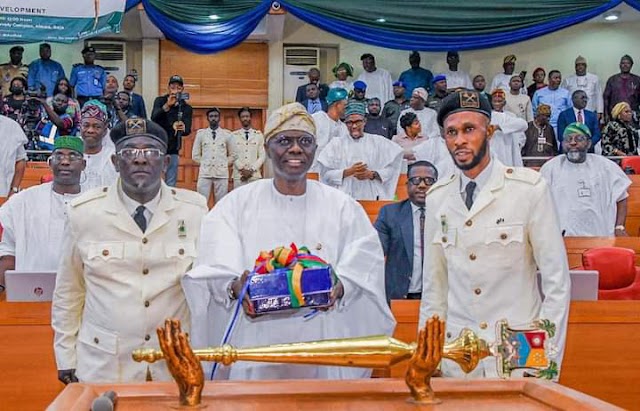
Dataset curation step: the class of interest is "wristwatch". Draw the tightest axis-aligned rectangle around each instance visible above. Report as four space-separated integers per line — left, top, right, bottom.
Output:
615 225 626 231
10 187 19 193
227 280 238 300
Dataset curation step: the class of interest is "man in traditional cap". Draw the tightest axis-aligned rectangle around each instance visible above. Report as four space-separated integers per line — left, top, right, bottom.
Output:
399 51 434 99
80 99 119 191
357 53 394 103
311 87 349 172
540 122 630 236
318 101 403 200
382 80 410 136
351 80 368 104
420 90 570 379
0 46 28 96
52 118 207 384
295 67 329 103
0 136 85 289
490 54 526 95
28 43 65 96
532 70 571 136
490 89 528 167
70 46 106 107
604 54 640 122
0 111 27 197
562 56 603 120
329 62 354 92
426 75 449 112
183 102 395 380
443 51 472 91
397 87 440 139
522 104 558 165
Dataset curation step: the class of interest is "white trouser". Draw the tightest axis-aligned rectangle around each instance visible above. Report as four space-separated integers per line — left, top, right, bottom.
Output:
196 177 228 204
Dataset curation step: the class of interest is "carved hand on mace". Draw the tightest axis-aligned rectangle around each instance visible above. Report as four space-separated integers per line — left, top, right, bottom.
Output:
157 319 204 407
405 315 445 404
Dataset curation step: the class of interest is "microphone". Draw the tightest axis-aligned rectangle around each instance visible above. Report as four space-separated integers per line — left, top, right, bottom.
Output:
90 390 118 411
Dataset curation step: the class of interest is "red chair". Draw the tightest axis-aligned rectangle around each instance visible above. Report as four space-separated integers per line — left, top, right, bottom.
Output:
582 247 639 300
619 156 640 174
41 174 53 183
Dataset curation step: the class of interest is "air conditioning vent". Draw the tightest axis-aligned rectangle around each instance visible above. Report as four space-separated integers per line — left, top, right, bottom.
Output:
283 47 320 104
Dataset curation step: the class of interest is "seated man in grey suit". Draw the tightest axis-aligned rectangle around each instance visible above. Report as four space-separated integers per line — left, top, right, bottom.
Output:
374 160 438 302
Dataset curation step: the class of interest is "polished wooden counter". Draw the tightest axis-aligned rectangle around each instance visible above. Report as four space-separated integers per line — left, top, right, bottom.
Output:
47 378 621 410
391 300 640 411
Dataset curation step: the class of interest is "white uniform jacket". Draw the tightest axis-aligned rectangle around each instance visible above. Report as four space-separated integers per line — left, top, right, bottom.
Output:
419 161 571 378
52 182 207 383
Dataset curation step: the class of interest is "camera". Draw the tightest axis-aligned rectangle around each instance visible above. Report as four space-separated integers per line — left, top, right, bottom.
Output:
175 92 190 102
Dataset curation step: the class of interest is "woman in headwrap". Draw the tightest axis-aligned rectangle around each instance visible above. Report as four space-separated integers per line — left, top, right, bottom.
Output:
328 62 354 92
527 67 547 99
602 102 639 156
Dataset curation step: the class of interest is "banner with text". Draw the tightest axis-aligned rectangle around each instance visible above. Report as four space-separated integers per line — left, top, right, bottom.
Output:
0 0 125 43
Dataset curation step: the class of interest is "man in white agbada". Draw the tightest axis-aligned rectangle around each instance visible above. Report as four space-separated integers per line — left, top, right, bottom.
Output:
490 89 527 167
183 102 395 380
79 100 118 190
562 56 604 119
356 53 393 103
318 102 403 200
443 51 472 90
397 87 440 140
0 136 84 285
540 122 630 236
310 88 348 172
490 54 527 95
0 114 27 197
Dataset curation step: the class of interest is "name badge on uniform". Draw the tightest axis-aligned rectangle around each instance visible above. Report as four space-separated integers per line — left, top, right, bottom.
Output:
577 180 591 198
178 220 187 238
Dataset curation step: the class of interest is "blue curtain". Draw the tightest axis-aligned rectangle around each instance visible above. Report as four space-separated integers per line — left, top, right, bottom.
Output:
140 0 271 53
624 0 640 9
126 0 141 12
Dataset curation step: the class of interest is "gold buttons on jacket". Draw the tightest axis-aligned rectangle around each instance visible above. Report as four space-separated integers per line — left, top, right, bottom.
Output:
469 253 477 261
500 233 508 240
506 168 514 174
465 220 473 227
142 237 148 244
142 268 149 275
441 236 448 243
474 288 482 295
94 337 100 344
144 300 150 308
479 322 488 329
178 248 185 255
102 249 109 256
316 243 322 251
145 334 151 341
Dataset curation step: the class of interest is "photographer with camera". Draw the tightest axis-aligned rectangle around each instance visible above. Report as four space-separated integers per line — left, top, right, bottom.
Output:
35 93 77 141
151 75 192 186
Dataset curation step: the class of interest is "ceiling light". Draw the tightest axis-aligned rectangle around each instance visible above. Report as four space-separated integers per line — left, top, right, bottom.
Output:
603 11 620 21
376 18 386 23
209 14 220 20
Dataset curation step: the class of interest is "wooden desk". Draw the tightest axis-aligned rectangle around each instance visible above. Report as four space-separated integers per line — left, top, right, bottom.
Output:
0 294 61 411
390 300 640 411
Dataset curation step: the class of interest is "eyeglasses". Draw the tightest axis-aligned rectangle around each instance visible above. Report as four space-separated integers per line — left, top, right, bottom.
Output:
269 135 316 149
345 119 364 127
564 135 589 144
408 176 436 186
117 148 165 160
50 152 83 162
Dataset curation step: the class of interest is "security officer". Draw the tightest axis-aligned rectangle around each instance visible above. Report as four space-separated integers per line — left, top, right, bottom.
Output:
0 46 29 96
418 90 571 379
230 107 265 188
52 117 207 384
70 46 106 107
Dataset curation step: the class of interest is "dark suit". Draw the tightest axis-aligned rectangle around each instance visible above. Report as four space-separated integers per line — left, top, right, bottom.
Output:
295 82 329 103
129 92 147 118
374 199 418 301
301 98 328 114
557 107 601 152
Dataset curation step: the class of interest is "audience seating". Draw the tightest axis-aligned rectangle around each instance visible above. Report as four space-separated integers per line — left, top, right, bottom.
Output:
580 247 640 300
357 200 393 223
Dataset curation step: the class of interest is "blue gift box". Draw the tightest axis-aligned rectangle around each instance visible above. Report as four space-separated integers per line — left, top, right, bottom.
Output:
248 266 333 314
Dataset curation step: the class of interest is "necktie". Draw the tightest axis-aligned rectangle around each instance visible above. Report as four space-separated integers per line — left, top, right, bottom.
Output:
577 110 584 123
134 205 147 233
465 181 476 210
245 131 250 141
212 130 216 140
419 207 425 269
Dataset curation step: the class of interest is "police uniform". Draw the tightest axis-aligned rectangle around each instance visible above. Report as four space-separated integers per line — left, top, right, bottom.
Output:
0 46 28 96
70 47 106 105
230 127 266 188
52 119 208 383
418 91 571 378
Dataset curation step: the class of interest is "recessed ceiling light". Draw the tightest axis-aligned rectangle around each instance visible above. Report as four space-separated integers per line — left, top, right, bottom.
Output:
209 14 220 20
603 11 620 21
376 18 386 23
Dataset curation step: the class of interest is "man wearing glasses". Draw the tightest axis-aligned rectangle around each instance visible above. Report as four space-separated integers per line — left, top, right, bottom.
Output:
540 122 630 236
52 118 207 384
0 136 85 289
374 160 438 302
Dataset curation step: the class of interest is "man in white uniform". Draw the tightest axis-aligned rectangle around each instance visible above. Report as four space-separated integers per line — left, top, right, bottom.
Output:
490 89 528 167
0 136 85 286
52 118 207 384
397 88 440 140
318 102 403 200
443 51 472 90
192 107 234 204
79 100 118 191
230 107 265 188
562 56 604 120
357 53 393 103
0 114 27 197
183 102 395 380
420 90 571 379
310 88 348 172
540 122 630 237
